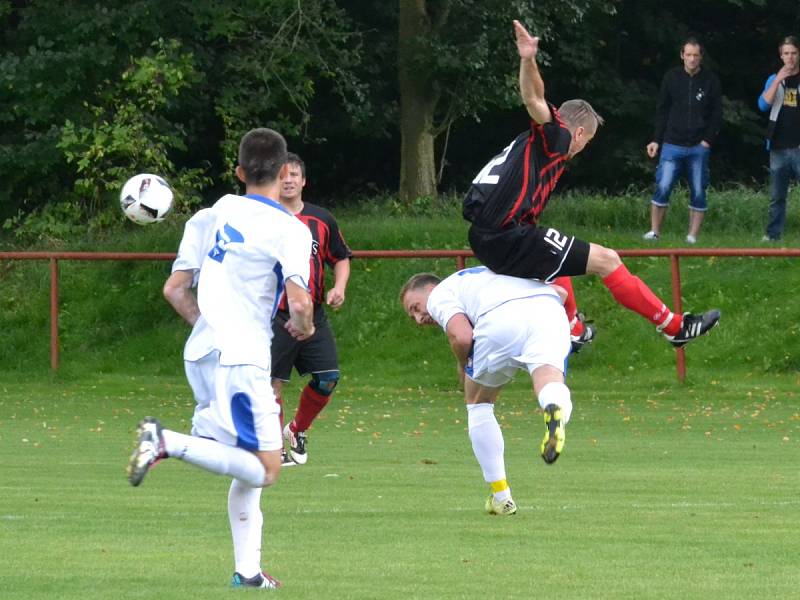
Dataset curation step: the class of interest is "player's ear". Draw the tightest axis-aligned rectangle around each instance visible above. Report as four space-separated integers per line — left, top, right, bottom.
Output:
235 165 247 183
278 162 289 180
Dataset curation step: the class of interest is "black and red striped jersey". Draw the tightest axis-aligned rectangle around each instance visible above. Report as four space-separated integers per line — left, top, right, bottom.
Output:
278 202 352 309
462 104 571 229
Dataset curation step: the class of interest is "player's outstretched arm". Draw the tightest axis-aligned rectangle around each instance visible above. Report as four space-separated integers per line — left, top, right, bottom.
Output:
163 270 200 326
284 279 315 340
514 20 551 125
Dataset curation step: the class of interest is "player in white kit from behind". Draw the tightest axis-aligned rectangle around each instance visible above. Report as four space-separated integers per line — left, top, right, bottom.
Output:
401 266 573 516
128 128 315 590
163 207 218 429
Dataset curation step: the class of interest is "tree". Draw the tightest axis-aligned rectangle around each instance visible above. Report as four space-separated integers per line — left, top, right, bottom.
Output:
0 0 365 231
395 0 616 204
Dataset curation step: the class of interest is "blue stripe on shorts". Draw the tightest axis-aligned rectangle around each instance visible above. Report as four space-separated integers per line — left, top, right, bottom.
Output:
231 392 258 450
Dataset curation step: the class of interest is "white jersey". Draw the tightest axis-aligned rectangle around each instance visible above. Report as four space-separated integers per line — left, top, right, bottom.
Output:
427 266 561 330
171 208 217 362
197 193 312 370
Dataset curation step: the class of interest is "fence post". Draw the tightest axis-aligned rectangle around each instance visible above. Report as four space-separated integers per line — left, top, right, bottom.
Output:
50 257 59 372
669 254 686 383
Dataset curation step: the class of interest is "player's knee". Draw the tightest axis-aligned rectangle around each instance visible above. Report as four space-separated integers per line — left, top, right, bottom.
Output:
588 245 622 277
310 371 339 396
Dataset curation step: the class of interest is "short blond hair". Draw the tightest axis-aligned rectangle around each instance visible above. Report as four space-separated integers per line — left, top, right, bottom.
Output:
399 272 441 304
558 99 604 134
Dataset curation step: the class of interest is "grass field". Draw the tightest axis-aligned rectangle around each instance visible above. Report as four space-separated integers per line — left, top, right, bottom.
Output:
1 365 798 599
2 190 799 597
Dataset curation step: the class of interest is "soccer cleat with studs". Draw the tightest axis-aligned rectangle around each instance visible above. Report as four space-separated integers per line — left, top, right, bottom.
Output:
540 404 565 465
570 312 596 354
231 571 282 589
485 495 518 516
283 423 308 465
665 310 721 348
126 416 166 486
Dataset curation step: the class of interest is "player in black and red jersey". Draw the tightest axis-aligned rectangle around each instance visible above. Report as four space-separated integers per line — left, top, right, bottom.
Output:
271 153 352 465
464 20 720 349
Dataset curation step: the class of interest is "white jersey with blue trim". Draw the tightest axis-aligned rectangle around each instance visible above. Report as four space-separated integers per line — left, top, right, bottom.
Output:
426 266 561 330
171 208 217 362
197 193 312 370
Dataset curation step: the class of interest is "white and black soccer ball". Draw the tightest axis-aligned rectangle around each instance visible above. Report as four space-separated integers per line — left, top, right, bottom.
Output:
119 173 173 225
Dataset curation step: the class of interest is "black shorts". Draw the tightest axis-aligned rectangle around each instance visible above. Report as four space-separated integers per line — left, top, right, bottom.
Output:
271 308 339 381
468 223 590 281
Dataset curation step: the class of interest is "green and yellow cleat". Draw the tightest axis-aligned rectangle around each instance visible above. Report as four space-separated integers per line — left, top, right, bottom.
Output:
485 495 518 516
540 404 565 465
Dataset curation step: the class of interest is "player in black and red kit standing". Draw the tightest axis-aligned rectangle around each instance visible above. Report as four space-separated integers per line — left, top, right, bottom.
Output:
464 21 720 349
271 153 352 465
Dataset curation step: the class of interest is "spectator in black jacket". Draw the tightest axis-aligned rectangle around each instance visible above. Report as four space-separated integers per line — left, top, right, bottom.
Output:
643 38 722 244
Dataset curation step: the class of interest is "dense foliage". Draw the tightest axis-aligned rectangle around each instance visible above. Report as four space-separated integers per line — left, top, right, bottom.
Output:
2 0 799 237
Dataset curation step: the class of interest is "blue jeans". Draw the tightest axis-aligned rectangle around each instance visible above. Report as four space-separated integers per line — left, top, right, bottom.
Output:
767 148 800 239
652 143 710 211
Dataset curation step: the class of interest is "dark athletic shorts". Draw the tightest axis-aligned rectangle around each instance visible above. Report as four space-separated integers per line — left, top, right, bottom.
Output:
271 307 339 381
468 223 590 281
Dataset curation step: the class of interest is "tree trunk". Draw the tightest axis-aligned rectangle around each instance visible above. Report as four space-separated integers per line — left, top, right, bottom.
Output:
397 0 439 204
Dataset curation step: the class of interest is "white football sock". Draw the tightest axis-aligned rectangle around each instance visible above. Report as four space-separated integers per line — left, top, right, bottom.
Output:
537 382 573 423
466 403 507 487
162 430 266 487
229 479 264 579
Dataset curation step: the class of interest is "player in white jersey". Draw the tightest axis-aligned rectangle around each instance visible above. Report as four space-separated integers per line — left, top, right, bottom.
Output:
400 266 573 516
163 208 218 429
128 128 314 590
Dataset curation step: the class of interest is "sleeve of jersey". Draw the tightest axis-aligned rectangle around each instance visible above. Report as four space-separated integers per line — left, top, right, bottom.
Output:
531 103 572 158
325 214 353 264
171 209 215 273
537 104 571 157
279 221 313 290
426 283 466 331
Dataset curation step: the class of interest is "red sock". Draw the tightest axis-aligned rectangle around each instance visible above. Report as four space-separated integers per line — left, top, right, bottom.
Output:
602 264 680 336
553 276 583 336
275 395 284 429
290 384 331 433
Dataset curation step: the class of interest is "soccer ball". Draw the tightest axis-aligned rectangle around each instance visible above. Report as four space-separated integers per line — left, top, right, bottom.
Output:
119 173 173 225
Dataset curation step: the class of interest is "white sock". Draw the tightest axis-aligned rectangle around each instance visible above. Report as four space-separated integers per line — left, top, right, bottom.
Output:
537 382 573 423
466 403 507 486
229 479 264 578
162 430 266 487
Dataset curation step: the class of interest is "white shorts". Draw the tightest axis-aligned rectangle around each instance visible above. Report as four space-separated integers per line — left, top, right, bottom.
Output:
192 363 282 451
185 351 218 436
466 295 570 388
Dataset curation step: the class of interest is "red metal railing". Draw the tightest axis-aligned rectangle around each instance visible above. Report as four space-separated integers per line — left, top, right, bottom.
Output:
2 248 800 381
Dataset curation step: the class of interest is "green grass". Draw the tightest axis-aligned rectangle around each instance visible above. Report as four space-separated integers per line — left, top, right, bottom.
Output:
3 187 800 376
1 190 799 596
1 367 798 599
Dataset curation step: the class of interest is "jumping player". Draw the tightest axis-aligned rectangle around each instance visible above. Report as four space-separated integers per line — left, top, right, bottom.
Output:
463 20 720 347
128 128 315 589
272 153 352 465
401 267 574 516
